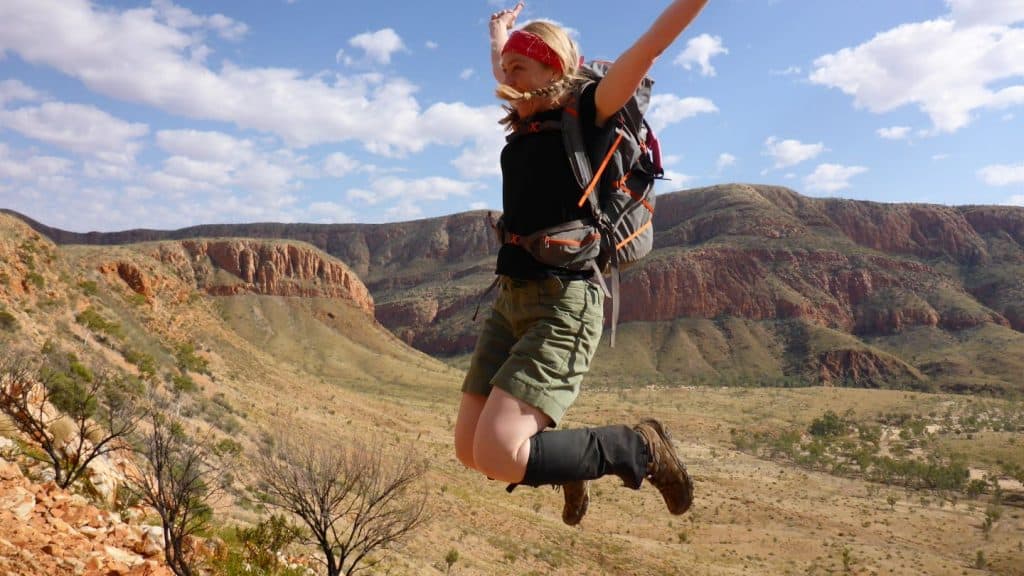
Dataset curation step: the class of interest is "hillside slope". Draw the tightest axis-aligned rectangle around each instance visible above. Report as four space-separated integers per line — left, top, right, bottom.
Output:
2 212 1023 575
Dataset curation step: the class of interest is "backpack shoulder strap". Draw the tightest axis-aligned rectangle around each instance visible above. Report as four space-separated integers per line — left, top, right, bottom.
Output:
560 89 594 195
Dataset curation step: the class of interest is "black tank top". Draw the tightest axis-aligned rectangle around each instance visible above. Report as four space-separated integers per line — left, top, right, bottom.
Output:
495 82 615 280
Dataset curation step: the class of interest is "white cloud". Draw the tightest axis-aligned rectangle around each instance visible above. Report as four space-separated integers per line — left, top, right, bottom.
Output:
932 153 950 161
0 101 148 164
152 0 248 41
451 140 503 179
877 126 912 140
658 170 693 192
346 175 481 206
469 201 489 210
673 34 728 77
662 154 682 166
646 94 718 132
947 0 1024 26
0 79 42 105
424 102 505 179
804 163 868 193
151 129 313 205
156 129 255 164
157 129 258 165
763 136 826 169
425 41 439 50
1009 194 1024 205
83 161 134 181
0 143 73 182
810 15 1024 134
978 162 1024 186
0 0 495 154
716 153 736 171
346 188 376 204
460 68 475 80
348 28 405 65
385 203 423 221
305 201 355 223
323 152 359 178
206 14 249 42
162 156 234 187
769 66 802 76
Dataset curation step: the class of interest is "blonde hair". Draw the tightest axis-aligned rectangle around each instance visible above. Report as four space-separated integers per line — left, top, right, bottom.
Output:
496 21 585 129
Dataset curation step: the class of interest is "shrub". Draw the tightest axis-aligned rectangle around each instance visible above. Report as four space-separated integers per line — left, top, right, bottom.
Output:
966 479 988 499
75 307 122 339
445 548 460 574
169 373 198 394
175 342 210 375
809 410 848 438
215 439 243 458
237 514 303 573
78 280 99 296
26 272 45 289
0 310 17 332
123 348 157 380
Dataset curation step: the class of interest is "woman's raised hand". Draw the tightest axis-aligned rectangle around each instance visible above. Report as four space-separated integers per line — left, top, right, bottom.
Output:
490 2 524 32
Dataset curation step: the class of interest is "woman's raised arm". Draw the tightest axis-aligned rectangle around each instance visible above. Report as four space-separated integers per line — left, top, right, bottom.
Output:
595 0 710 125
489 2 525 82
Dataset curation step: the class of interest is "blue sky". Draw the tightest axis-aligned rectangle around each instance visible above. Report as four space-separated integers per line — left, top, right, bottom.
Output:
0 0 1022 232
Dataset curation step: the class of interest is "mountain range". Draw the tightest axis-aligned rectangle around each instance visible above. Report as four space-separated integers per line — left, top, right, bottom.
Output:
8 183 1023 394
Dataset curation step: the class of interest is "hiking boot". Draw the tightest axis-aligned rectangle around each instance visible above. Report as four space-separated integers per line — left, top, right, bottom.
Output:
561 480 590 526
634 419 693 514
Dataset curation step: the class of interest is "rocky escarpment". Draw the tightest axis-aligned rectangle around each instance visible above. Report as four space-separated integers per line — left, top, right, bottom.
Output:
813 348 921 388
155 239 373 315
621 247 1008 333
4 209 497 288
368 187 1021 359
89 239 374 317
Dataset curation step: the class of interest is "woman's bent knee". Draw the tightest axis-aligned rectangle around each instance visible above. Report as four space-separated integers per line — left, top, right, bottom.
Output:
472 438 527 483
454 434 476 470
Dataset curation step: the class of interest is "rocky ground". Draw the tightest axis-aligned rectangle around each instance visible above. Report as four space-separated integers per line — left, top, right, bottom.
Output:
0 442 172 576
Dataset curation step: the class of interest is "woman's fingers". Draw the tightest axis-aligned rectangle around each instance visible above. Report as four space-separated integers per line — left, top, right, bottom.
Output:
491 2 524 28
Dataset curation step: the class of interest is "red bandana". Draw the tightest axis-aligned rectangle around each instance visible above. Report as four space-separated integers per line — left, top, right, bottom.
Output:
501 30 563 74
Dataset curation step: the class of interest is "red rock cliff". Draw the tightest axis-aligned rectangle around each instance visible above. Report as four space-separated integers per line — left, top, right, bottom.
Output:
166 240 373 315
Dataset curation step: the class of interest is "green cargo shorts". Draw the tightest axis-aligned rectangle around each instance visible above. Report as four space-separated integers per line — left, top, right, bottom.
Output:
462 275 604 426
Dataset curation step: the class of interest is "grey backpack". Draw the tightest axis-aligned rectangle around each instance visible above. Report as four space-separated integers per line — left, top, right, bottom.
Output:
495 60 663 346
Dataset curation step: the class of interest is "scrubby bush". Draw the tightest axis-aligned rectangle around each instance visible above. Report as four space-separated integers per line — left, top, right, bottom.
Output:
175 342 210 375
809 410 848 438
78 280 99 296
238 514 303 573
26 272 45 289
0 310 17 332
169 372 198 394
122 348 157 380
75 307 122 339
0 356 144 489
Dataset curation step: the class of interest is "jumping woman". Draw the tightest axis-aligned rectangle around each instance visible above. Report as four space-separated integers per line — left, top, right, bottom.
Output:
454 0 709 525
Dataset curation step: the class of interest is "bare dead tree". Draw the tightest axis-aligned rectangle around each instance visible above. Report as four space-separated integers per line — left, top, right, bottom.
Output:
130 413 224 576
257 434 430 576
0 355 144 489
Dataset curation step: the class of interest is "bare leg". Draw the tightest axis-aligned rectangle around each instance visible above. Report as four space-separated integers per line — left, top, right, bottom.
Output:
472 387 552 483
454 392 488 470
